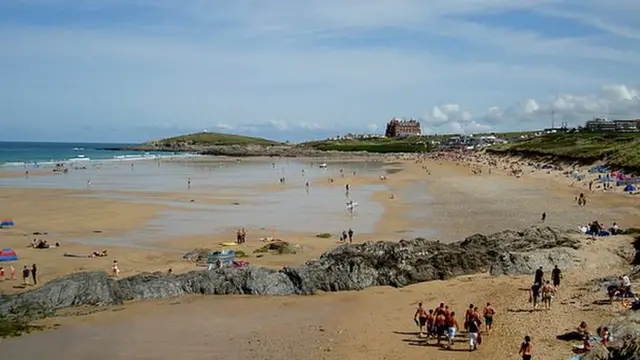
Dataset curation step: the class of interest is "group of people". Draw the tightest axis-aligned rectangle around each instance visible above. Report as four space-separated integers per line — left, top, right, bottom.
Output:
235 228 247 244
339 228 354 243
31 238 60 249
529 265 562 311
0 264 38 285
413 301 496 352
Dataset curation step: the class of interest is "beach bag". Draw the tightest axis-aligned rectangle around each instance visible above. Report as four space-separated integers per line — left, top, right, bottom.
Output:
477 333 483 345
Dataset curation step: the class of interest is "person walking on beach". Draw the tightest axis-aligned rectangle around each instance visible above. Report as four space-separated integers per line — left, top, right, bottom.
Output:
446 311 459 349
467 313 481 352
187 178 191 190
534 267 544 284
348 228 354 243
464 304 474 331
236 229 242 244
519 335 533 360
10 265 15 280
541 281 556 311
435 309 446 346
483 302 495 334
22 265 30 285
552 265 562 288
240 228 246 243
530 282 541 310
31 263 37 285
541 212 546 222
414 302 428 337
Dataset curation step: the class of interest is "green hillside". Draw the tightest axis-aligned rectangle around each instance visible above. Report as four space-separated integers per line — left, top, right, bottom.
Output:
301 137 429 153
155 132 281 146
487 132 640 169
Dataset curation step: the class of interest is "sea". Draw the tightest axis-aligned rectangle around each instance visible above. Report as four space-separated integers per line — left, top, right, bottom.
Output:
0 141 186 167
0 141 406 238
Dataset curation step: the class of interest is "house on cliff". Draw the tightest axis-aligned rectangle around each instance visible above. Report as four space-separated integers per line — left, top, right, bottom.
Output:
385 118 422 138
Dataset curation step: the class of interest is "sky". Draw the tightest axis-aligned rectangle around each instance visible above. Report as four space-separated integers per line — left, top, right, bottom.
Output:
0 0 639 143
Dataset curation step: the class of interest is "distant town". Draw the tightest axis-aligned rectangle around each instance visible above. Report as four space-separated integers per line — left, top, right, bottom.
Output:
329 116 640 151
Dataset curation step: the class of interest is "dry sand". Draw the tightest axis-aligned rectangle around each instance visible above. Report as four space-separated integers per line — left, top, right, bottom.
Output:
0 154 639 360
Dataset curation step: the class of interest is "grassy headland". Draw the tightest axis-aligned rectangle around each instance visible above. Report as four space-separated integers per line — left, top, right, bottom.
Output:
300 137 430 153
487 132 640 170
153 132 281 146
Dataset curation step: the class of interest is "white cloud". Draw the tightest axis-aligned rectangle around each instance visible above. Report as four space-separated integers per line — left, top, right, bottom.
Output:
472 84 640 131
0 1 639 141
524 99 540 114
423 103 491 134
215 123 234 130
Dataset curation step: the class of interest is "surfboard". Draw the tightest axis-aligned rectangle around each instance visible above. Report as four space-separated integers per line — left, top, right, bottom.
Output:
220 242 238 246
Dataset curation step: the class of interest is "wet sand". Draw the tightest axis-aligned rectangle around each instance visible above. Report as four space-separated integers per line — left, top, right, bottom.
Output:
0 154 639 360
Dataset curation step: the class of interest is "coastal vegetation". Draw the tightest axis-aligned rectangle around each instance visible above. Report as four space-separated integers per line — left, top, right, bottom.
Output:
300 137 429 153
0 303 48 338
152 131 281 146
487 132 640 170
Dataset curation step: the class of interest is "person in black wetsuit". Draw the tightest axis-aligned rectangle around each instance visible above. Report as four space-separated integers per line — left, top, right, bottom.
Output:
530 282 541 310
552 265 561 287
534 267 544 284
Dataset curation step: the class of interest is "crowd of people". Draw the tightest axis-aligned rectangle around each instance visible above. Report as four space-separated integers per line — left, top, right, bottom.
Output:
413 301 497 352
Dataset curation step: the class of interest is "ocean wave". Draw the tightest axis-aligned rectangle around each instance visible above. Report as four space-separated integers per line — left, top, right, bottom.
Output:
0 153 201 167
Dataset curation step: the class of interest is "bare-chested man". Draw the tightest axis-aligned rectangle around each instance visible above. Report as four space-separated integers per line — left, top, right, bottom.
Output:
435 310 446 345
483 302 496 333
464 304 474 331
414 302 428 337
541 280 556 311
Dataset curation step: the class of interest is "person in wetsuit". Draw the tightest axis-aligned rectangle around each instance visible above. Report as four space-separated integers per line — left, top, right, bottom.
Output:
552 265 562 287
534 267 544 284
530 282 541 310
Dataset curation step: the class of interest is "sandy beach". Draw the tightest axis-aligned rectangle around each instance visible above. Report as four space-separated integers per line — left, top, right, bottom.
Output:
0 154 639 360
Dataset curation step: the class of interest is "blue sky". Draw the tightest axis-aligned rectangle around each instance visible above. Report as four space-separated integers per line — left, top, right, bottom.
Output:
0 0 639 143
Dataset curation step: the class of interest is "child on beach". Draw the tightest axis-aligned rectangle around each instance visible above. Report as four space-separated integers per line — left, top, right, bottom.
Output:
112 260 120 277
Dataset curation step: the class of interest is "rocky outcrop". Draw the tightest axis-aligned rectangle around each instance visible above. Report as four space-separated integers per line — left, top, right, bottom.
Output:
0 226 581 322
489 248 577 276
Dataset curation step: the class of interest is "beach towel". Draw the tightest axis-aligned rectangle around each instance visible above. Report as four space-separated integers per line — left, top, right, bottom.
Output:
63 253 88 258
220 242 238 246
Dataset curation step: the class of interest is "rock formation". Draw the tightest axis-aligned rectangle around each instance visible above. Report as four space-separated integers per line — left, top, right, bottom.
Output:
0 226 581 323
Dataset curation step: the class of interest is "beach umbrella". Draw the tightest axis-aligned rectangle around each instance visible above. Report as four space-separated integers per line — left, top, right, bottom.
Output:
0 248 18 261
0 218 14 228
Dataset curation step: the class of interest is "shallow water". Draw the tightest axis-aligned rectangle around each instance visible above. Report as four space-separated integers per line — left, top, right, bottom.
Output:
0 158 385 193
73 183 386 247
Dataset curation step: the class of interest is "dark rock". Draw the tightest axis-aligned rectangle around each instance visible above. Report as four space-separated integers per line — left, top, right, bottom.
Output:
182 248 211 262
254 240 296 255
0 226 582 323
